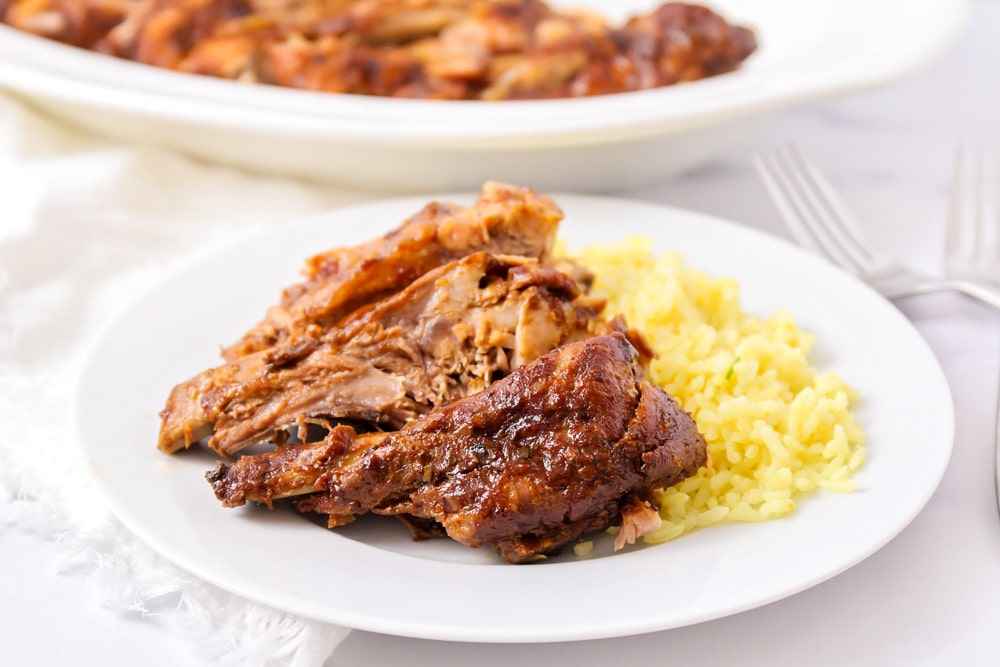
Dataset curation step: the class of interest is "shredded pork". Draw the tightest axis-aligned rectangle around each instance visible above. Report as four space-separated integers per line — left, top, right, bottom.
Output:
159 252 602 456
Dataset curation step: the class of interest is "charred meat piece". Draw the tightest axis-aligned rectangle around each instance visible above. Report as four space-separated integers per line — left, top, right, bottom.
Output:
159 253 601 456
2 1 755 99
206 424 388 507
208 332 707 563
225 181 561 360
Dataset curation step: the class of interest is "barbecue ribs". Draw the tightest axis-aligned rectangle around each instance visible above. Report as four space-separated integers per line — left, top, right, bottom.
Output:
208 332 708 562
225 181 563 360
2 0 756 100
159 252 601 456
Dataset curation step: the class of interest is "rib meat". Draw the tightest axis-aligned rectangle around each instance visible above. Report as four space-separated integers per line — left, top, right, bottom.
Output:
224 181 562 360
208 332 707 563
159 253 601 456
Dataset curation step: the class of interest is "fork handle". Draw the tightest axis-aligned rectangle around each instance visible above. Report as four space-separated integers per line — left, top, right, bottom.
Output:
952 280 1000 311
893 279 1000 311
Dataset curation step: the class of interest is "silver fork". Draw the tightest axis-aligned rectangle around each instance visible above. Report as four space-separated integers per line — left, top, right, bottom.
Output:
944 145 1000 514
753 145 1000 310
946 146 1000 289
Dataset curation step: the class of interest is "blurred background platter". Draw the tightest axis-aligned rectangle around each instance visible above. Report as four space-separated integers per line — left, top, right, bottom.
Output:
0 0 967 192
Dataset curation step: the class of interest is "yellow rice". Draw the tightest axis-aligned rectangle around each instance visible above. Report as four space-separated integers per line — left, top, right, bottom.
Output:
574 237 866 543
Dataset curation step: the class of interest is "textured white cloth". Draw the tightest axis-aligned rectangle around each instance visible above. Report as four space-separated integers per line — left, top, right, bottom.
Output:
0 92 374 666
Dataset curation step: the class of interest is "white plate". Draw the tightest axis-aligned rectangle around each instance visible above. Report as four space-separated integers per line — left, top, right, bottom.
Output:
0 0 967 190
75 195 953 643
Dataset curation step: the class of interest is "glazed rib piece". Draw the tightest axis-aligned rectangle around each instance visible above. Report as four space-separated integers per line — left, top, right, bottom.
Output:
224 181 562 360
159 253 601 456
2 0 756 100
207 424 388 507
208 332 707 562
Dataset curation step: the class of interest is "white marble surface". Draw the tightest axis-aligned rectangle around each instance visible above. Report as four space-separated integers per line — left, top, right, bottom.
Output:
4 2 999 665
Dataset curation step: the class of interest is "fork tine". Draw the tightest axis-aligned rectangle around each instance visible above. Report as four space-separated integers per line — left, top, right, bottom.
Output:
753 153 835 260
992 148 1000 279
945 145 976 270
755 147 863 274
982 147 1000 280
946 145 1000 281
780 146 880 271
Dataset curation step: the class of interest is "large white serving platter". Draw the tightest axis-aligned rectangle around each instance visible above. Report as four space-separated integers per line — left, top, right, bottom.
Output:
75 194 953 642
0 0 968 190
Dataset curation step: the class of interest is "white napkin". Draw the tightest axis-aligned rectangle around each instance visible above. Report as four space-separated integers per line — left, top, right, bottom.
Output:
0 92 377 666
